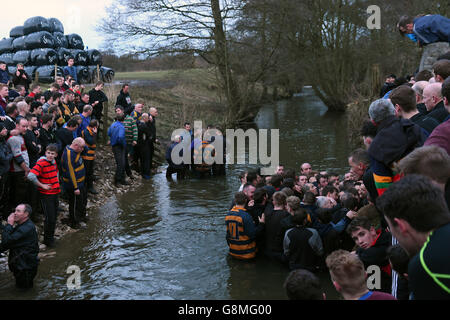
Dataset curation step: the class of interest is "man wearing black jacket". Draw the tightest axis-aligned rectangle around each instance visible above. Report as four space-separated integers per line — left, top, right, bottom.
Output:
12 64 32 93
149 107 158 172
38 114 56 156
0 204 39 289
264 191 290 262
422 83 449 125
137 113 153 179
116 84 132 114
88 81 108 123
56 118 78 160
24 114 41 168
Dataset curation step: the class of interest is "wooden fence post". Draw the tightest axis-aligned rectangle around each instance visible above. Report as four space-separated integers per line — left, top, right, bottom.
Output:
97 64 100 82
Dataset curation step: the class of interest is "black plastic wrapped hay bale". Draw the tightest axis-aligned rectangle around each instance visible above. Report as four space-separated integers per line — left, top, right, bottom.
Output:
0 53 15 66
57 48 72 65
86 49 102 66
35 65 63 83
100 66 115 83
77 66 90 84
70 49 88 66
31 48 58 66
13 50 31 65
53 32 68 48
12 36 27 51
48 18 64 34
23 16 52 35
87 65 99 83
8 66 16 75
25 31 55 50
10 26 25 38
24 66 37 79
66 34 84 50
0 38 14 54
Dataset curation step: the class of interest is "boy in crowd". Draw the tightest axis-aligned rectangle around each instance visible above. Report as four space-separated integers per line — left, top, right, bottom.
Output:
347 217 392 293
27 144 60 247
283 208 323 272
326 249 396 300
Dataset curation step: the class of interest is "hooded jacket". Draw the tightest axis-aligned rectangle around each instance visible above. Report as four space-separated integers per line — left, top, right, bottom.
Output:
368 115 425 195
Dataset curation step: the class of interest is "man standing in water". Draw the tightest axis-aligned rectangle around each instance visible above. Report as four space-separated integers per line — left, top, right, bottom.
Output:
0 204 39 289
226 192 265 260
148 107 158 173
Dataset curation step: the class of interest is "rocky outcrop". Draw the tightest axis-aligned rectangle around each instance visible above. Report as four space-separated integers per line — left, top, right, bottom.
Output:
419 42 450 71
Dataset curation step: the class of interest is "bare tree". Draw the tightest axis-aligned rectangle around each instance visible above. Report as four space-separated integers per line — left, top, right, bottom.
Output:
100 0 266 124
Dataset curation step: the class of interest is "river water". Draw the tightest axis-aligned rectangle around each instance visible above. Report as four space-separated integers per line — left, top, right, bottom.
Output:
0 88 350 300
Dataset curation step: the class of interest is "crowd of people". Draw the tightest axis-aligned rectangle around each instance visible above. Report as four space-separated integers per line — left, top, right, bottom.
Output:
226 56 450 300
0 37 449 300
0 57 159 289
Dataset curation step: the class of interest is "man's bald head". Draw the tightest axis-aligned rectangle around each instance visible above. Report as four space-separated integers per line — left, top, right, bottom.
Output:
423 83 443 111
149 107 158 117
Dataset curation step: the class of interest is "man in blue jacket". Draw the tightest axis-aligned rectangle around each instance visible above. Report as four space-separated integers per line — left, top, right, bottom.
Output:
108 114 128 186
398 14 450 46
63 57 78 83
0 61 10 85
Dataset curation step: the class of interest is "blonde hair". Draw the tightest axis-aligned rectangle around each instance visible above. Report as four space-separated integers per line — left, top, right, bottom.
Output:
326 250 366 295
286 196 301 211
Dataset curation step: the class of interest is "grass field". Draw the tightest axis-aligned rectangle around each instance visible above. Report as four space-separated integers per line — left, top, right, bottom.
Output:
101 68 227 142
114 68 217 84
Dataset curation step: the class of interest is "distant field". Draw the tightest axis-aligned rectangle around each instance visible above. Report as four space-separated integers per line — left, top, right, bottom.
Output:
114 68 215 83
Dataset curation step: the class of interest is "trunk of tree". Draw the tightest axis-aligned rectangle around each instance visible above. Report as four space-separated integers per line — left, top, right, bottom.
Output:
210 0 244 123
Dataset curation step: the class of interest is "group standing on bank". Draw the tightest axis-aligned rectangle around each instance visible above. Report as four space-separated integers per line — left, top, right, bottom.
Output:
0 56 159 289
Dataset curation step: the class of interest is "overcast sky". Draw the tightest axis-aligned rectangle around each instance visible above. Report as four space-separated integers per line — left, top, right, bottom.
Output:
1 0 113 50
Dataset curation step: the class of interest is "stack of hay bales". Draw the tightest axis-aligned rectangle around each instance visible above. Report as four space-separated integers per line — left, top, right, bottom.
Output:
0 16 114 84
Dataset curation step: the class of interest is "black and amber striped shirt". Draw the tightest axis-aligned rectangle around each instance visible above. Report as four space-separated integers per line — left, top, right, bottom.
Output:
225 206 257 260
81 127 96 161
61 146 85 190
